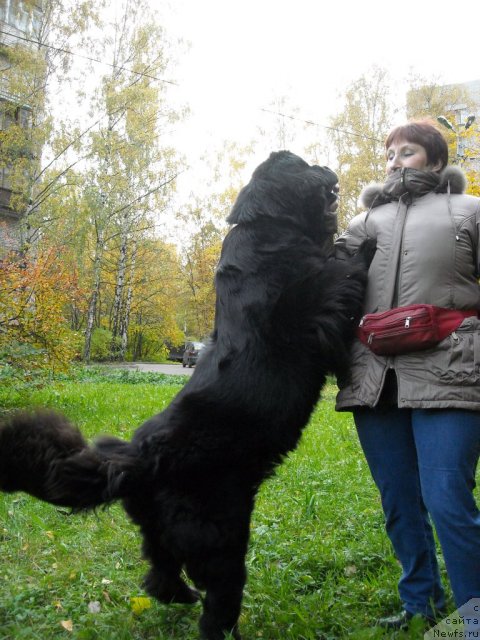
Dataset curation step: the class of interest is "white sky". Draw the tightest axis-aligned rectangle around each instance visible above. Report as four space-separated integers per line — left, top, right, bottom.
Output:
159 0 480 179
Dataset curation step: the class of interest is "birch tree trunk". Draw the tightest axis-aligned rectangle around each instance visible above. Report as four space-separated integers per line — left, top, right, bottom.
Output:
83 222 104 362
110 216 129 357
119 242 137 359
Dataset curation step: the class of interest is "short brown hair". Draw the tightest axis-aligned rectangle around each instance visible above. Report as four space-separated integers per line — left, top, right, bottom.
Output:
385 119 449 170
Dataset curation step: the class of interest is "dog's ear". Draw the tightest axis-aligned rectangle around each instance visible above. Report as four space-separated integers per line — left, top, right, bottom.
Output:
227 151 302 225
227 181 259 224
227 176 290 224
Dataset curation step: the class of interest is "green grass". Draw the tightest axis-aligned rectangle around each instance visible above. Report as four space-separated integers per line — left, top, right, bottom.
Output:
0 372 454 639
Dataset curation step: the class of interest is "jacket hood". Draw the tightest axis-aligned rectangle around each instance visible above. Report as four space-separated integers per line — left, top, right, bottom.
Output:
359 165 467 210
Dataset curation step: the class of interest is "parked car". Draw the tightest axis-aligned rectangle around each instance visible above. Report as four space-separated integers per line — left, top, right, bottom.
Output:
182 341 205 368
166 343 185 363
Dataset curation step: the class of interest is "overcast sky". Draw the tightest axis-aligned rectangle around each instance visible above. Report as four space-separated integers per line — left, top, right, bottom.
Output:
158 0 480 176
73 0 480 178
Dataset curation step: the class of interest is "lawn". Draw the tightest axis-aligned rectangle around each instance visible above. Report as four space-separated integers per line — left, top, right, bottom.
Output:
0 369 454 639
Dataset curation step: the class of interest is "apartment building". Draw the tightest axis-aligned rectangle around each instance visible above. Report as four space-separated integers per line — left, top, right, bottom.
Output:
0 0 43 254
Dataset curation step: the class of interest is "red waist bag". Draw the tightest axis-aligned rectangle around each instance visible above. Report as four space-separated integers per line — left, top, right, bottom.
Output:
357 304 478 356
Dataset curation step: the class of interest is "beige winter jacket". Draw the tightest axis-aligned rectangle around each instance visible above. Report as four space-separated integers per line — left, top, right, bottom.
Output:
335 166 480 411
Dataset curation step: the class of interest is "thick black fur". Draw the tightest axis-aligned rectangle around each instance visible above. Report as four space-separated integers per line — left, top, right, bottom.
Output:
0 151 374 640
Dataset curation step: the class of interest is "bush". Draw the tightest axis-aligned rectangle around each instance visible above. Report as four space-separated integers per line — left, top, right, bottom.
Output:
89 328 120 362
0 249 81 372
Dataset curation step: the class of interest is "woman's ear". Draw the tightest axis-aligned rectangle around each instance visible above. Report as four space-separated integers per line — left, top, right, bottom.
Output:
431 160 444 172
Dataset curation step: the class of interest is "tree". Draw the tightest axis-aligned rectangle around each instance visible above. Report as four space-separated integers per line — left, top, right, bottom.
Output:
406 72 480 195
0 0 103 252
128 239 184 361
0 1 104 374
179 210 223 339
79 0 184 361
327 66 395 231
0 246 81 371
175 141 254 340
406 72 470 122
0 1 189 368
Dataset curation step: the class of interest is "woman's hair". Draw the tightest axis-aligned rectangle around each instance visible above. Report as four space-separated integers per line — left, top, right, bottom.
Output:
385 119 449 170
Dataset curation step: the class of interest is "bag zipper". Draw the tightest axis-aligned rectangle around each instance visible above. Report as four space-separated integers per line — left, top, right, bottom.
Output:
360 309 431 330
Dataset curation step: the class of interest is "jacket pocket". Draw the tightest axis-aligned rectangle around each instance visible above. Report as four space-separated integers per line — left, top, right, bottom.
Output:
431 318 480 383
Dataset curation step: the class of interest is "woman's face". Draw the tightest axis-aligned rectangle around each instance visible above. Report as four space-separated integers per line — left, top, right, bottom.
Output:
385 138 442 175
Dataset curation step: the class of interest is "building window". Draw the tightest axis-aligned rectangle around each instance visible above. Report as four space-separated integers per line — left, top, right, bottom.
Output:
0 1 43 37
0 101 16 130
0 166 12 191
1 99 31 132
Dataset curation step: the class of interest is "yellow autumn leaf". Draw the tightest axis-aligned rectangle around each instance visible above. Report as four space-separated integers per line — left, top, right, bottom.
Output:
130 596 152 615
60 620 73 632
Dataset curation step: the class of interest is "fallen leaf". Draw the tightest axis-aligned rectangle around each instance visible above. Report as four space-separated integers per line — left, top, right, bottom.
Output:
130 596 152 615
101 578 112 585
60 620 73 632
103 590 111 603
344 565 357 577
45 531 55 540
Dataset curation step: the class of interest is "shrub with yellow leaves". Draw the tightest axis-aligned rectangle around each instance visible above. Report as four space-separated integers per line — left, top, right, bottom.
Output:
0 247 83 373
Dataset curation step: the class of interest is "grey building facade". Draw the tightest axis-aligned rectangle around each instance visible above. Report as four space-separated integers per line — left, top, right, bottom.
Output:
0 0 43 254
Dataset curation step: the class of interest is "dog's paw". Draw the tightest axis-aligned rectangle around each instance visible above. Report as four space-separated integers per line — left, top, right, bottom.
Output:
143 570 200 605
356 237 377 267
199 620 241 640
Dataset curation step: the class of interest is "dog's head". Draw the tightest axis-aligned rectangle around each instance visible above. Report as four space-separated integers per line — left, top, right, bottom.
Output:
227 151 338 237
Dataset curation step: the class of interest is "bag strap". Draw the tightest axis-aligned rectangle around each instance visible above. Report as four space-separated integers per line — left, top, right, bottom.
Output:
435 308 478 341
380 197 409 311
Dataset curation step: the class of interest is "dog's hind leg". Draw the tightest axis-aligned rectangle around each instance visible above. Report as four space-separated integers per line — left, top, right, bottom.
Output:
194 551 246 640
140 526 199 605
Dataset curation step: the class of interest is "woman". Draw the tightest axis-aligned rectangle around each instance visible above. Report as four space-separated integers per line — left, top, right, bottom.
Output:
335 119 480 629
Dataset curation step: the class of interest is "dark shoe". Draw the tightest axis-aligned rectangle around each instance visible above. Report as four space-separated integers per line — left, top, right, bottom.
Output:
377 609 444 630
377 610 414 630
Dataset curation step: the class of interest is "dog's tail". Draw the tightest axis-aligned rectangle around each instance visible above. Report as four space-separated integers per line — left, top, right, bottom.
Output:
0 410 139 510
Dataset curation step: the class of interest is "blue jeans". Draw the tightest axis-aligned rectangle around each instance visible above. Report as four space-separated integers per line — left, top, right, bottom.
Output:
354 407 480 617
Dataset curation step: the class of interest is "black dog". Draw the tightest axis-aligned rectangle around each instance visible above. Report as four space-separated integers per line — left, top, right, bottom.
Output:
0 151 374 640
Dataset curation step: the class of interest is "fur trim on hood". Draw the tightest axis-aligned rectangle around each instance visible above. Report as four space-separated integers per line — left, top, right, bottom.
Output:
359 165 467 210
